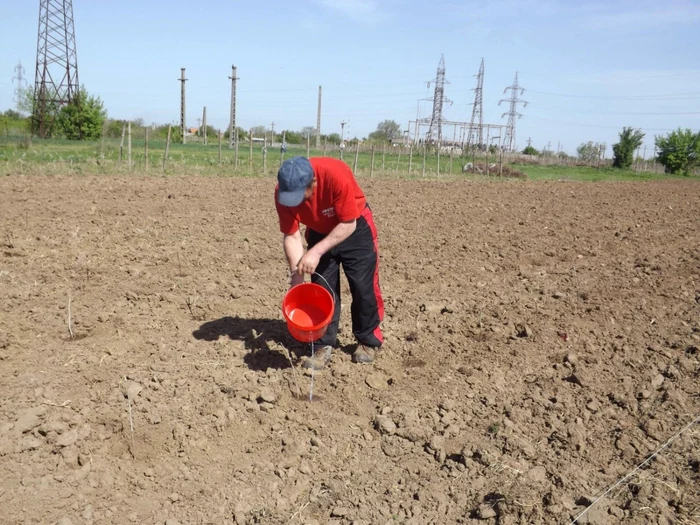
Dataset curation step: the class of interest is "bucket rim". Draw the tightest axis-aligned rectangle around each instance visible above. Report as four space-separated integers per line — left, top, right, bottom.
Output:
281 282 334 332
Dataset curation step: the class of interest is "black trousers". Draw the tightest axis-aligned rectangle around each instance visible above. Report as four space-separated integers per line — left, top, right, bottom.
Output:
306 206 384 348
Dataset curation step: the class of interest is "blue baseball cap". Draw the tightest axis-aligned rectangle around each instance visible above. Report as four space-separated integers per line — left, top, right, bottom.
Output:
277 156 314 207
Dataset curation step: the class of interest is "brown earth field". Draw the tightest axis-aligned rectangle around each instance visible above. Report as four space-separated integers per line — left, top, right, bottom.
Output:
0 174 698 525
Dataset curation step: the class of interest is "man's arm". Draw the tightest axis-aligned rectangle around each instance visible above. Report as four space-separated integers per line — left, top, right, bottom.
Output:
283 230 305 286
297 220 356 275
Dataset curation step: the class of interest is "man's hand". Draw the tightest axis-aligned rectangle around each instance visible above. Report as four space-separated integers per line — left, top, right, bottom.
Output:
290 271 304 288
297 249 321 276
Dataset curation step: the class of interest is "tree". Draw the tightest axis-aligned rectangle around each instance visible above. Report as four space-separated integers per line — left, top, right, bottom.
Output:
368 120 401 142
612 127 644 169
223 127 248 141
655 128 700 175
55 87 107 140
0 109 29 134
151 124 181 142
577 141 602 162
16 85 34 116
324 133 341 145
300 126 316 139
250 125 268 139
522 145 539 155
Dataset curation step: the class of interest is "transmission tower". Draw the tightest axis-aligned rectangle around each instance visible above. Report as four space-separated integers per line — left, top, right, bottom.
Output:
425 54 451 145
467 58 484 150
12 61 27 109
33 0 80 138
498 72 527 152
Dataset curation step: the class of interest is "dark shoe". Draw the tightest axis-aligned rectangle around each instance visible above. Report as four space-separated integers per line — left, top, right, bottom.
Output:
302 345 333 370
352 345 377 364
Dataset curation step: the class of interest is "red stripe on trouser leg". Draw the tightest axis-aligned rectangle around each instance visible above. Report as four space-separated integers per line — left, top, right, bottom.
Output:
361 206 384 344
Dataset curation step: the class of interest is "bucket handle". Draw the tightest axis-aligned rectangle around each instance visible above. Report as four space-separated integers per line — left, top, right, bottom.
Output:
290 267 337 305
311 271 337 305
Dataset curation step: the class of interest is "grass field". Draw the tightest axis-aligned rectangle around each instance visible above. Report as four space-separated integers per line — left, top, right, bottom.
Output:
0 134 692 182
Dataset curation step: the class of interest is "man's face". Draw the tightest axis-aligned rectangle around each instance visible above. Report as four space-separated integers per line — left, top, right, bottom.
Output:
302 178 317 202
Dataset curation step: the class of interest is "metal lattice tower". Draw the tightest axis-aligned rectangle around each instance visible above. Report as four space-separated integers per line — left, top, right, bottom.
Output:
33 0 80 138
13 61 27 109
425 54 450 145
498 72 527 152
467 58 484 150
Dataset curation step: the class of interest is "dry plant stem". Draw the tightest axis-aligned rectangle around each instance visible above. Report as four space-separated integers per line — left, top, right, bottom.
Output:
127 395 135 458
281 346 302 397
67 294 74 339
286 500 310 524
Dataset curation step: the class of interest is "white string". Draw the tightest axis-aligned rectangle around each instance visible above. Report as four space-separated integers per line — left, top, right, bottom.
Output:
569 413 700 524
309 341 315 402
288 269 335 402
311 271 336 304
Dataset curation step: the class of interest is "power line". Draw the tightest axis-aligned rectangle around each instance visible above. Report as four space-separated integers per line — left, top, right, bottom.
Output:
521 70 700 81
526 115 699 132
527 103 700 116
528 89 700 100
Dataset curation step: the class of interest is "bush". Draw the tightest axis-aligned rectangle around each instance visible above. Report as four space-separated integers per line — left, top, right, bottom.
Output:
655 128 700 175
612 127 644 169
55 87 107 140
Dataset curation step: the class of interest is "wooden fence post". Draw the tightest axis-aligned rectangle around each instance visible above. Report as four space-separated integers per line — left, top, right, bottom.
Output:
119 122 126 163
353 141 360 173
163 125 171 171
249 129 254 173
127 122 132 169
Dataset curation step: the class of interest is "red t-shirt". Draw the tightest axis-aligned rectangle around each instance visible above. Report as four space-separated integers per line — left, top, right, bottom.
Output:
275 157 367 235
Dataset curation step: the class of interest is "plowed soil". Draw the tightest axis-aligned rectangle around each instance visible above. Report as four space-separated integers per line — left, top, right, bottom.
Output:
0 174 698 525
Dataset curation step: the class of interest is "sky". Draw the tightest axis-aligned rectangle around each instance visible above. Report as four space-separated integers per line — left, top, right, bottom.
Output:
1 0 699 155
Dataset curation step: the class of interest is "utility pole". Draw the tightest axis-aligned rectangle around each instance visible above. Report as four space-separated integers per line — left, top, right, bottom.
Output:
228 65 238 149
498 72 528 152
340 121 347 142
33 0 80 138
270 121 275 145
179 68 187 144
316 86 322 149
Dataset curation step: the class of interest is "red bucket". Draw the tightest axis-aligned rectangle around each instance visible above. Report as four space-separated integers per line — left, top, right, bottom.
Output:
282 283 334 342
